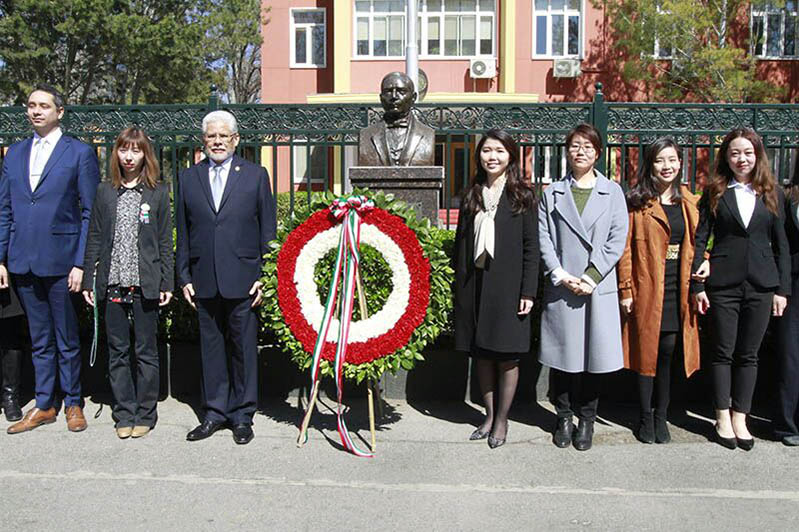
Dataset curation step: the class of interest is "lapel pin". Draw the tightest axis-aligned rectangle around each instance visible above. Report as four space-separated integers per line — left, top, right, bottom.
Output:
235 166 240 172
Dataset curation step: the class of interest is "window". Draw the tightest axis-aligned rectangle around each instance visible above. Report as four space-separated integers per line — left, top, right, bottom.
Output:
293 143 327 184
532 0 581 58
354 0 496 58
291 8 326 68
753 1 799 58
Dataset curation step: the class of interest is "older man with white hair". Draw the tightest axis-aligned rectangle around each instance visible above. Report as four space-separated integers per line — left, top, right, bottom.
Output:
176 110 276 444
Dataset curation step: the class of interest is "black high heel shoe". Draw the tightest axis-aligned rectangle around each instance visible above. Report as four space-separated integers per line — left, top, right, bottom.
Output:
487 433 506 449
736 437 755 451
713 425 737 450
469 427 489 441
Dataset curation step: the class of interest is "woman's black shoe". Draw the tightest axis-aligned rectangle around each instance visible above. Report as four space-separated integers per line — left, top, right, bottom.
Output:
713 426 737 450
736 437 755 451
469 427 489 441
654 409 671 444
636 410 655 444
552 417 574 448
573 419 594 451
487 435 506 449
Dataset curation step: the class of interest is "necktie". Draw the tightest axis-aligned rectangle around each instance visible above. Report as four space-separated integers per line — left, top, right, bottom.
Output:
211 165 224 211
30 139 46 191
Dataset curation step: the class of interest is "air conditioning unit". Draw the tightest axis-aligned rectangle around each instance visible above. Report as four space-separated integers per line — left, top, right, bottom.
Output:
552 58 581 78
469 58 496 79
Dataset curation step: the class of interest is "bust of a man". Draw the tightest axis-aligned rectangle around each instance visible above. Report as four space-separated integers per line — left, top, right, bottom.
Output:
358 72 435 167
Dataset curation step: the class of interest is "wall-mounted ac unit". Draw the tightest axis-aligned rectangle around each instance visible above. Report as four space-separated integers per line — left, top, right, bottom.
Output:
469 58 496 79
553 58 581 78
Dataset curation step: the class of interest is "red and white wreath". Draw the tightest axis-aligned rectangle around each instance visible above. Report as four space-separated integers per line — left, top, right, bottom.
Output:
277 207 430 366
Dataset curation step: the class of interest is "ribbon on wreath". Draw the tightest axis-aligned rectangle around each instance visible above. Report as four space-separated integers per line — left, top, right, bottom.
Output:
302 195 375 458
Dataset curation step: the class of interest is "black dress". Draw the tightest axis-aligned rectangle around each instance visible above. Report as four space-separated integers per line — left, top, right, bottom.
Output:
661 203 684 333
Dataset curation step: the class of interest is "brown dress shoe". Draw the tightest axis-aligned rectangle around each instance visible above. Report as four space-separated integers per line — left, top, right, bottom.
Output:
7 407 57 434
65 406 87 432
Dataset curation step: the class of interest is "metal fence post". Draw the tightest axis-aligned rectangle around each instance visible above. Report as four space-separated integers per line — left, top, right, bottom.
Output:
591 82 608 175
208 85 219 111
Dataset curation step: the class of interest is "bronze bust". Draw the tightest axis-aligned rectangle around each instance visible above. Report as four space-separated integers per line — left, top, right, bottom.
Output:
358 72 435 167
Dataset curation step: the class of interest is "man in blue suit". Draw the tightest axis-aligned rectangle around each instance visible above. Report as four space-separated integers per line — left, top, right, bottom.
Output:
176 110 276 444
0 84 99 433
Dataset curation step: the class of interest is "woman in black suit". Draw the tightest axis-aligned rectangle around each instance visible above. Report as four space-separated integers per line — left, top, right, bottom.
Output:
776 162 799 446
693 127 790 450
453 129 539 449
82 127 174 439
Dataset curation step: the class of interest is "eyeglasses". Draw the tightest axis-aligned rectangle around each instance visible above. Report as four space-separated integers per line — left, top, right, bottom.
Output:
568 144 596 154
204 133 237 142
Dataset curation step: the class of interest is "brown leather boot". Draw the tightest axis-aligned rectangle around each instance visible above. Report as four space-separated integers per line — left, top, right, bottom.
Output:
65 406 87 432
7 407 57 434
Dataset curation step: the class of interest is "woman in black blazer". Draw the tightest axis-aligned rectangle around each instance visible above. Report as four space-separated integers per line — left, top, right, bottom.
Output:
693 127 790 450
453 129 539 449
82 127 174 439
776 163 799 446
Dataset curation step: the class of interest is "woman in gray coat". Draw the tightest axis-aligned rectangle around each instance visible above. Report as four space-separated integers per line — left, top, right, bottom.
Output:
538 123 629 451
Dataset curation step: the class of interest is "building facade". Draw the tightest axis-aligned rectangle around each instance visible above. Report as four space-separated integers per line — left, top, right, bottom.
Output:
262 1 799 105
259 1 799 196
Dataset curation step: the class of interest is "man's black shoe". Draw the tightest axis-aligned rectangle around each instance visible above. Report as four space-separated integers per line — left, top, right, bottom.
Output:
186 420 225 441
232 423 254 445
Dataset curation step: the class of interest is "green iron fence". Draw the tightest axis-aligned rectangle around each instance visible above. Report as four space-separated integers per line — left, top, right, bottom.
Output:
2 83 799 226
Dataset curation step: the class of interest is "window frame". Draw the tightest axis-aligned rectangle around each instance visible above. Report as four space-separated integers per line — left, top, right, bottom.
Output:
352 0 497 60
290 7 327 69
292 141 327 185
752 2 799 59
531 0 584 59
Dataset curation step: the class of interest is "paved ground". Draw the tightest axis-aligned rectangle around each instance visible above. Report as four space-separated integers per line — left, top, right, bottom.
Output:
1 396 798 531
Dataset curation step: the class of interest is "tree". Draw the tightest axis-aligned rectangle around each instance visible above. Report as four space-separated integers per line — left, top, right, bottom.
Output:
106 0 210 104
0 0 219 105
595 0 783 102
0 0 115 104
204 0 269 104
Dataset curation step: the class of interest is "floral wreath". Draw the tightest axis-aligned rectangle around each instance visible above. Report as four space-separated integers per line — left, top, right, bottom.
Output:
261 190 453 383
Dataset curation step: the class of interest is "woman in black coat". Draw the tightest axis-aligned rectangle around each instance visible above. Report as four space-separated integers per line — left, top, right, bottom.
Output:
82 127 174 439
777 162 799 447
454 129 539 449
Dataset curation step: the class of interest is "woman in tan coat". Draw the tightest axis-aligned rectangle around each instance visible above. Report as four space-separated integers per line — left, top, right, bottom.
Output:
618 138 704 444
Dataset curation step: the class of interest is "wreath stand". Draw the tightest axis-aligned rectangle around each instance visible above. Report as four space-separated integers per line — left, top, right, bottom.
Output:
297 270 379 452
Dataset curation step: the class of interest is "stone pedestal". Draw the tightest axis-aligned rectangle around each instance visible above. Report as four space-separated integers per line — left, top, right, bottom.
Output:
348 166 443 223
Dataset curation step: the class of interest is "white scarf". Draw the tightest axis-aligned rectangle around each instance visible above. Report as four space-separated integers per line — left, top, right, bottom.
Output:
473 175 506 268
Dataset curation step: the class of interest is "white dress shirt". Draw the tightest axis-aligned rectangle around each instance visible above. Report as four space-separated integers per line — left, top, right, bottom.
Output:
729 180 756 228
29 127 63 191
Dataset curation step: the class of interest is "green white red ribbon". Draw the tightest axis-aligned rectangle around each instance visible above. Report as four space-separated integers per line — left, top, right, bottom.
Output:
303 195 375 458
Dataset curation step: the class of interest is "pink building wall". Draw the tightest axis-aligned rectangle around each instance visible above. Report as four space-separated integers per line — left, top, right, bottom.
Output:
261 0 334 104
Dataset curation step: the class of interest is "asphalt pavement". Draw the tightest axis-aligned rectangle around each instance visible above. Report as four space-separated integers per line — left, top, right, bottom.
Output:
1 396 798 531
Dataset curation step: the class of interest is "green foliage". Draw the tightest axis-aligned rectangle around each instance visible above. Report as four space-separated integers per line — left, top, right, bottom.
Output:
0 0 264 105
595 0 784 102
260 190 455 384
314 244 393 321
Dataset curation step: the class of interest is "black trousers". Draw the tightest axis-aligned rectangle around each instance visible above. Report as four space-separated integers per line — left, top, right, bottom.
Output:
707 281 773 413
196 296 258 425
551 369 600 422
776 277 799 437
105 295 160 428
637 332 678 413
0 315 27 350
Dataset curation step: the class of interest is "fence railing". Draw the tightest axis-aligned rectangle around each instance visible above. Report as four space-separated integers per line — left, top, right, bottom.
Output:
2 84 799 225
